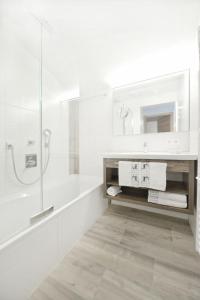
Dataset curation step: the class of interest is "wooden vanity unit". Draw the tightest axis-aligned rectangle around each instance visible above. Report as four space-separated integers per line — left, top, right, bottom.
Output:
103 153 197 214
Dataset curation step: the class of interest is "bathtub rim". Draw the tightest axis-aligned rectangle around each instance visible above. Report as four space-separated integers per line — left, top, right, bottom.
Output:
0 180 103 252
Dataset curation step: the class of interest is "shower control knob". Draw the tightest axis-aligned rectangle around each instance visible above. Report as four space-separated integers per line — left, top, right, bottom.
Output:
27 140 35 146
25 154 37 168
6 143 13 150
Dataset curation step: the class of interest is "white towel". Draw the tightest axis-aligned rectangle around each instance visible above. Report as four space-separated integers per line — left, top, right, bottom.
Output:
149 190 187 203
140 162 150 188
107 186 122 197
119 161 140 187
119 161 167 190
119 161 132 187
148 197 187 208
131 162 140 188
149 162 167 191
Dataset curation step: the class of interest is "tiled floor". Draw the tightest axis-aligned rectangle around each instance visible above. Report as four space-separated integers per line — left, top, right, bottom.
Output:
30 205 200 300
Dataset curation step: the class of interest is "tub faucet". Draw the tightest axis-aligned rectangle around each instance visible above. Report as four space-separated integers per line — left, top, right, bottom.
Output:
143 142 148 153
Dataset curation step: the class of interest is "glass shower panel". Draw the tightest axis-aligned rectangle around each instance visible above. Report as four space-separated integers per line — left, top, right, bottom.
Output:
0 13 42 244
42 25 105 211
42 25 82 210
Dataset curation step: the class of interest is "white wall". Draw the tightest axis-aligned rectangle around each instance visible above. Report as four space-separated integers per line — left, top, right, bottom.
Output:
0 15 68 192
77 1 200 239
42 28 79 206
0 12 71 241
0 16 42 202
78 2 200 177
42 68 70 201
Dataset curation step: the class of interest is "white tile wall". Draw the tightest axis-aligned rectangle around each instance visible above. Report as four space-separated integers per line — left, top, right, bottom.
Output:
0 16 70 215
0 17 41 203
42 74 70 206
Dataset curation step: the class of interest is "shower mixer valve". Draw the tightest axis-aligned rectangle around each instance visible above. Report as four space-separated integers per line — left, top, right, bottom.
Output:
25 154 37 168
6 128 51 185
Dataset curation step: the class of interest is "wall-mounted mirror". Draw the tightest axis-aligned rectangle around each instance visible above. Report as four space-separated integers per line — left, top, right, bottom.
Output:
112 70 190 136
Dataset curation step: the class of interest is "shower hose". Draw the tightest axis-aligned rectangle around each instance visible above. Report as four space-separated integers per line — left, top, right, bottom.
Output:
8 132 51 186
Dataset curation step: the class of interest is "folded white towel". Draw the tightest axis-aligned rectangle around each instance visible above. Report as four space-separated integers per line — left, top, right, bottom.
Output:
148 197 187 208
107 186 122 197
149 162 167 191
149 190 187 203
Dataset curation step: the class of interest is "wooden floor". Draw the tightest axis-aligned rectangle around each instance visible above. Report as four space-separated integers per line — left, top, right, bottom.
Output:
30 205 200 300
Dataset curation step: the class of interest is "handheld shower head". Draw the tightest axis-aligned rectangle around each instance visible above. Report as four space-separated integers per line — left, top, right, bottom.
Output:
43 129 52 147
43 129 52 137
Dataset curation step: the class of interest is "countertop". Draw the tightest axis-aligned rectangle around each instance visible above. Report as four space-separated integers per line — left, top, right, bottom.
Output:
102 152 198 160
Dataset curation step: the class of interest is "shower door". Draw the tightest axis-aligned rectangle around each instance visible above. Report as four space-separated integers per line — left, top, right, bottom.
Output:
0 12 43 244
196 28 200 254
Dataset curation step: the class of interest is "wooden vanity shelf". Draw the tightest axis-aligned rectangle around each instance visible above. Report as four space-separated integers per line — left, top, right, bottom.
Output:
104 158 197 214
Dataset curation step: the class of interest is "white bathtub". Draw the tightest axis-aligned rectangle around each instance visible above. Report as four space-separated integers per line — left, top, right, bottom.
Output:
0 175 107 300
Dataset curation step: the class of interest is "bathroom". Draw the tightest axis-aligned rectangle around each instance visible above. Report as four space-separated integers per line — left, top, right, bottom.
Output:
0 0 200 299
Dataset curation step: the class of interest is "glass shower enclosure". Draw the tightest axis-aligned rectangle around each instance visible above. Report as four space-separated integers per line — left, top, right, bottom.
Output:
0 8 101 247
0 12 46 244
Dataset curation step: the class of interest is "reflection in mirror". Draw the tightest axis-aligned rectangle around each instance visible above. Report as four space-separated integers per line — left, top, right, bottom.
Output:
141 102 176 134
113 70 189 136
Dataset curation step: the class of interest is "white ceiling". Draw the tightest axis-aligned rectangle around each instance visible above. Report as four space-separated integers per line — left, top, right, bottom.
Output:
2 0 200 94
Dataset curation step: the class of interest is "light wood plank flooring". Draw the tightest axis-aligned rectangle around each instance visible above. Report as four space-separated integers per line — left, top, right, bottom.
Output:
30 205 200 300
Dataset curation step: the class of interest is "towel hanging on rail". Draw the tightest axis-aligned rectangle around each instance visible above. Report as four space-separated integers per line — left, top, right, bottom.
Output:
118 161 167 191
